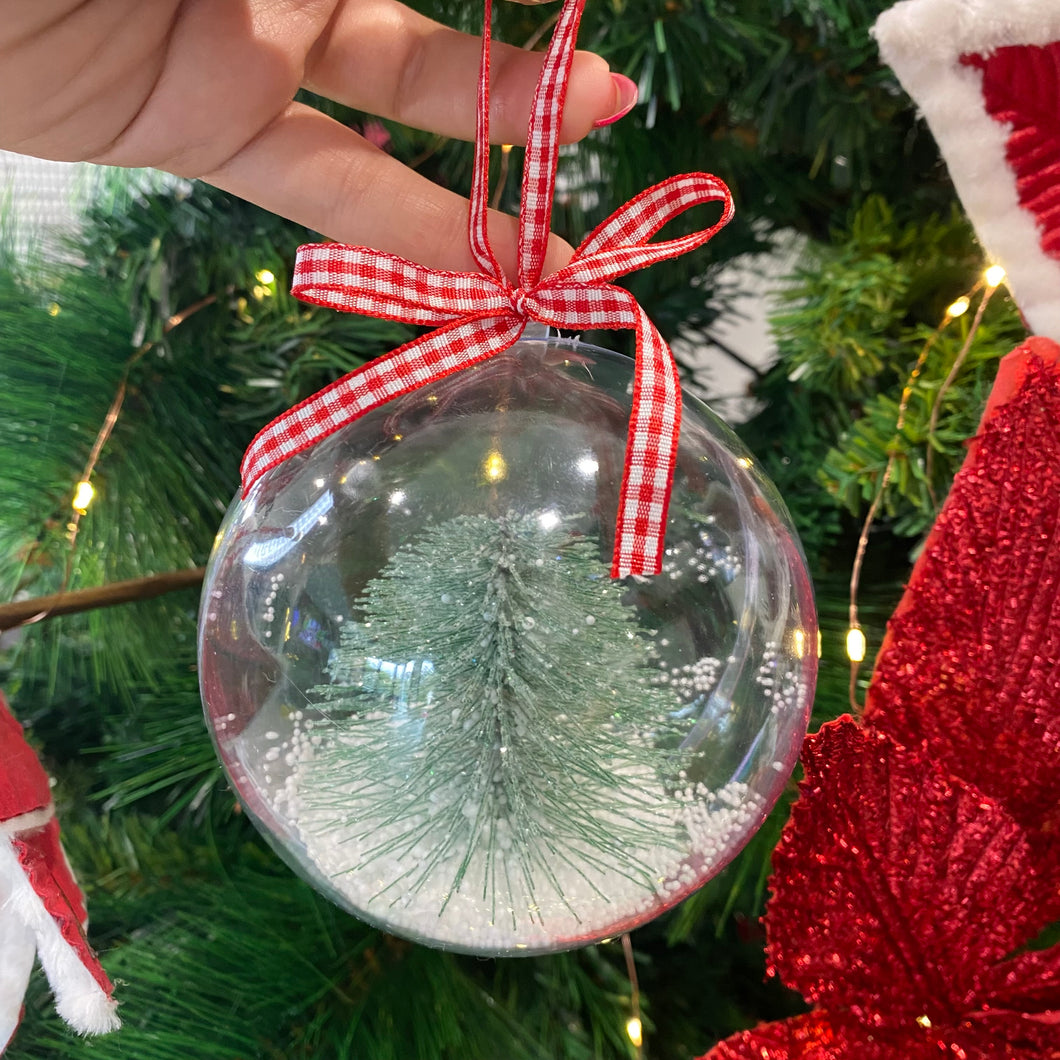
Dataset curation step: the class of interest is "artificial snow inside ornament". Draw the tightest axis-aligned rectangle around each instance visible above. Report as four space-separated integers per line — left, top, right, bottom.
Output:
198 329 816 955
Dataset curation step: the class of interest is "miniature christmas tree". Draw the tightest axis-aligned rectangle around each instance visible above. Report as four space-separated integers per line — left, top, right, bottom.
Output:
294 512 694 947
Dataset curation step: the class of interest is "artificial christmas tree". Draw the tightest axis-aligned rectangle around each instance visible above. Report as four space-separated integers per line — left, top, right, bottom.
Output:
0 0 1047 1056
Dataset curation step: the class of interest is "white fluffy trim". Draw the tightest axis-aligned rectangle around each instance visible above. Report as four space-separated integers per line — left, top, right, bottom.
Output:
0 905 35 1051
874 0 1060 340
0 838 119 1037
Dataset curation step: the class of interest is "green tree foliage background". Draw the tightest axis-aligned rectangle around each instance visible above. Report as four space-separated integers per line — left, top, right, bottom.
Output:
0 1 1026 1056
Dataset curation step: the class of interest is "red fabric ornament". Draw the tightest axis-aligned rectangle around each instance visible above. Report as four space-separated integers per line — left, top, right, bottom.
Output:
874 0 1060 340
0 692 118 1049
961 43 1060 262
702 341 1060 1059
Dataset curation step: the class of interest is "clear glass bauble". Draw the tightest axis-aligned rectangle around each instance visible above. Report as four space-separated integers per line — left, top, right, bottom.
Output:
198 330 816 955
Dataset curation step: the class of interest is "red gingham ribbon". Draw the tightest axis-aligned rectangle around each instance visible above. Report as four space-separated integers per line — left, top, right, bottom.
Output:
240 0 733 578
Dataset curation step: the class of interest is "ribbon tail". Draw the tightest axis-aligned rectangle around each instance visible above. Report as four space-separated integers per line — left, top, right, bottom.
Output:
291 245 495 325
612 307 682 578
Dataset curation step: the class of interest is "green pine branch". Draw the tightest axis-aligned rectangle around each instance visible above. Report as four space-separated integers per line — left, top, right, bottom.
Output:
8 813 639 1060
0 0 1012 1053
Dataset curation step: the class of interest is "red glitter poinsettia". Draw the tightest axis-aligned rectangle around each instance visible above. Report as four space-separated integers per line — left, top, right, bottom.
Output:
865 339 1060 842
702 338 1060 1059
711 720 1060 1059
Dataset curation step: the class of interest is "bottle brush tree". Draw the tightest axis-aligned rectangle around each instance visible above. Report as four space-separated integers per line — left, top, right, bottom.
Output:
292 512 699 947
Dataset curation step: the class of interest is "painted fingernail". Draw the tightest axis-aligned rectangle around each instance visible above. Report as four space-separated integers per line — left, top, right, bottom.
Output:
593 73 638 129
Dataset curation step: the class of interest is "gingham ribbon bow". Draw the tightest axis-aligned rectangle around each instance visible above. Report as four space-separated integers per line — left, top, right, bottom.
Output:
240 0 733 578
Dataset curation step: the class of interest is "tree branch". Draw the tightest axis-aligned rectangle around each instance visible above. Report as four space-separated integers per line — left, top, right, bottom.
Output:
0 568 206 631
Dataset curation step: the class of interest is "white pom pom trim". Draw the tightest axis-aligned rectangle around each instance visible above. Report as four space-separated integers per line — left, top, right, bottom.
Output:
0 838 119 1037
874 0 1060 340
0 907 36 1051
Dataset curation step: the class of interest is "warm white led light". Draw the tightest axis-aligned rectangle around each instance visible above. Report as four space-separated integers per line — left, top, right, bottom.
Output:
72 480 95 513
483 450 507 482
984 264 1006 288
846 627 867 663
625 1018 643 1048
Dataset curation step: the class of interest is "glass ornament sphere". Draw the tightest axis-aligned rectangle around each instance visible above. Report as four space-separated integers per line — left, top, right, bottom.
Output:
198 330 816 956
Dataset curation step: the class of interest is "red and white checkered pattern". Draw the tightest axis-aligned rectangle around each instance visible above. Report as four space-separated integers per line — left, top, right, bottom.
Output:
516 0 581 288
469 0 503 280
240 0 733 578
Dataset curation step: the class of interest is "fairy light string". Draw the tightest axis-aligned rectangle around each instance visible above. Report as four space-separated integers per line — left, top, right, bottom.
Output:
846 265 1007 711
924 276 1003 504
63 293 219 561
11 290 224 632
621 932 644 1058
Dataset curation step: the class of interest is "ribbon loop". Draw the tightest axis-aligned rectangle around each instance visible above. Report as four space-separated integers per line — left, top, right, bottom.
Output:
516 0 587 288
293 245 506 324
241 0 734 579
553 174 735 285
525 282 639 331
468 0 504 281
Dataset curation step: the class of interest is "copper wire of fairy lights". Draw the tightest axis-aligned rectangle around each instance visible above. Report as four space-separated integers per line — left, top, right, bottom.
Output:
846 267 1007 711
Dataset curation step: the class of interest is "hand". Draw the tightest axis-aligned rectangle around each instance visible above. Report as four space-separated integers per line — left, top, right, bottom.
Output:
1 1 636 276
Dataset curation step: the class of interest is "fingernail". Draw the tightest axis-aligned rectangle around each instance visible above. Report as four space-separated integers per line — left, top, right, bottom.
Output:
593 73 638 129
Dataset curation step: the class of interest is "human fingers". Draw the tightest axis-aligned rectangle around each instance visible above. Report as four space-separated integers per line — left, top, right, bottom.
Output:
202 102 576 277
302 0 630 145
